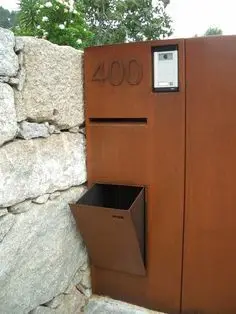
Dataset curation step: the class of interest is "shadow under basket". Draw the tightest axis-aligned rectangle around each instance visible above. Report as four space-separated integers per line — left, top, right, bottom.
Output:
70 183 146 276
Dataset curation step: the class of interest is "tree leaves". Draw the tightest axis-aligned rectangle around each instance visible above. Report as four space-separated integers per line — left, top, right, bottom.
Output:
15 0 93 48
14 0 172 48
0 6 18 29
205 27 223 36
81 0 173 46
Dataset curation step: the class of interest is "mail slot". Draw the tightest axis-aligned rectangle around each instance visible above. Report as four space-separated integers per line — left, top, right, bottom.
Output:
70 183 146 276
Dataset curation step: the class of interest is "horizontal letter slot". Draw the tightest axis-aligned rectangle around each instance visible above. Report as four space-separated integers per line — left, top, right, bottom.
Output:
89 118 147 124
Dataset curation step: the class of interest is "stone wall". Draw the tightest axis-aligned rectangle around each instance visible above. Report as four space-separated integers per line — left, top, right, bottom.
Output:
0 28 90 314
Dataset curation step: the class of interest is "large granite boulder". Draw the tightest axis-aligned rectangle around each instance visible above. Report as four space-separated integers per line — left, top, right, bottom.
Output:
0 83 17 146
0 186 87 314
15 37 84 129
0 28 19 77
0 133 86 207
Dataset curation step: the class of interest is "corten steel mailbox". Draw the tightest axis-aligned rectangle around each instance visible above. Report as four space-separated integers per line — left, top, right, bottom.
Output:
81 39 186 314
70 35 236 314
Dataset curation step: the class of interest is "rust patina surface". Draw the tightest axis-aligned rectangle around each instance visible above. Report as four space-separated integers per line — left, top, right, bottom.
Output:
76 36 236 314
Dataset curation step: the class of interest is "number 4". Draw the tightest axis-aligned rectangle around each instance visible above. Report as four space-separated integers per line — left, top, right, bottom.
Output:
92 62 106 82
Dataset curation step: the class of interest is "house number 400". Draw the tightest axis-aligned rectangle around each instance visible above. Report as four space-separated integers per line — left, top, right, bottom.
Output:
92 60 143 86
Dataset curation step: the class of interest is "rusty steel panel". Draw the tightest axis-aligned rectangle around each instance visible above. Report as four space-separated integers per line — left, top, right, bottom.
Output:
84 42 149 118
183 36 236 314
87 123 148 185
84 39 186 314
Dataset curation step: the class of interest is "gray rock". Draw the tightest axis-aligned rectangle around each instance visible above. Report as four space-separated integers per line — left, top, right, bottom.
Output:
79 127 86 136
0 213 15 242
18 51 24 66
53 127 61 134
65 248 90 295
76 284 92 298
30 307 54 314
0 186 87 313
15 37 84 129
0 208 8 217
65 269 84 295
70 266 91 297
80 257 90 271
9 77 20 86
55 288 86 313
80 267 91 288
48 125 56 134
33 194 50 204
49 192 61 200
44 123 60 135
69 126 80 133
60 185 87 204
44 294 65 309
84 296 162 314
17 121 50 140
0 28 19 76
0 83 17 146
71 269 83 287
0 76 9 83
0 133 86 207
32 288 85 314
16 66 26 91
84 288 92 298
9 199 32 214
15 37 24 52
71 265 91 295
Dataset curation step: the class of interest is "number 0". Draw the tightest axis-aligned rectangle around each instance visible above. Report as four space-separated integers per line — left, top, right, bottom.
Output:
109 61 125 86
127 60 143 85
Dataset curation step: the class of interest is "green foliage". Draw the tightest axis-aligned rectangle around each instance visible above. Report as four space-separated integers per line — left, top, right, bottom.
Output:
0 6 18 29
15 0 172 48
162 0 170 7
81 0 173 45
15 0 93 48
205 27 223 36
